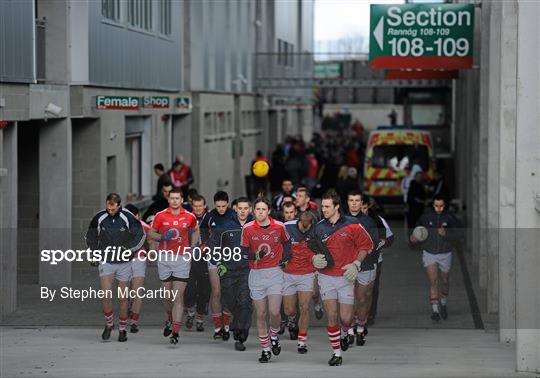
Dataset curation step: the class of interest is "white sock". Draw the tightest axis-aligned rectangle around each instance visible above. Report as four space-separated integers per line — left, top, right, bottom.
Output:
432 303 440 313
334 349 342 357
440 297 448 306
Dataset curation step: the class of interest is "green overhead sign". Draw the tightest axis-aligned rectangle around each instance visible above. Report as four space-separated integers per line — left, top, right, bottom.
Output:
314 63 342 79
369 3 474 69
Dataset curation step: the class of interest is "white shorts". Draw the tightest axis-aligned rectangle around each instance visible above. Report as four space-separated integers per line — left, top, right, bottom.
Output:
98 262 132 282
131 256 147 278
317 273 355 305
357 266 377 286
248 267 283 300
422 251 452 273
283 272 315 296
157 255 191 281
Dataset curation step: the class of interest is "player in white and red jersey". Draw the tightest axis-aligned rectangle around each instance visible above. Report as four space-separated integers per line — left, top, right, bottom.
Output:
148 188 199 345
241 197 291 363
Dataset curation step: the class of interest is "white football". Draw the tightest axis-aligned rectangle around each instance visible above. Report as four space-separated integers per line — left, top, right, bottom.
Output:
412 226 428 242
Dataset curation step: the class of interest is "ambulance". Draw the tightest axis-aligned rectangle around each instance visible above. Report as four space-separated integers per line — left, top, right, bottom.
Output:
363 127 435 203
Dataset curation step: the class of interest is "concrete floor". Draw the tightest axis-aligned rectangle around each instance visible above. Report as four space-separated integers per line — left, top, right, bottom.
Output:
1 327 531 378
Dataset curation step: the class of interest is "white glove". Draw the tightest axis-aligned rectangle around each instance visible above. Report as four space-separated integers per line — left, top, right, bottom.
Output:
342 262 360 282
312 254 328 269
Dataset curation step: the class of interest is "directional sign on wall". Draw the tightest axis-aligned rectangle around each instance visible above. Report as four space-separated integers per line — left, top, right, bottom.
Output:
369 3 474 69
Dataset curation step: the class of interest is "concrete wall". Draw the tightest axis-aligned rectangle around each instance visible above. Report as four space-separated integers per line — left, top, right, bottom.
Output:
456 0 540 373
71 118 101 241
0 123 18 316
514 0 540 373
38 119 72 286
192 93 236 201
17 123 40 284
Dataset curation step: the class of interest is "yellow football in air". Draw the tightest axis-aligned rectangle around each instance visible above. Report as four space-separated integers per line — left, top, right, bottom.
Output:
252 160 270 178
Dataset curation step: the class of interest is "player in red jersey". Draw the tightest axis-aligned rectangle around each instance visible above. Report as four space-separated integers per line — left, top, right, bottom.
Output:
313 191 373 366
283 211 328 354
241 197 291 363
148 188 200 344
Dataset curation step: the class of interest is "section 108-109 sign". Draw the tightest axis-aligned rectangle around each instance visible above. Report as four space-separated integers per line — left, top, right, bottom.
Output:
369 3 474 70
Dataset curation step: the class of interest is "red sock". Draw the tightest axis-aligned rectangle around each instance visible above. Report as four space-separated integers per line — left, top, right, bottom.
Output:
104 311 113 327
270 326 280 339
259 334 270 350
340 320 351 337
172 321 181 334
119 316 128 332
298 331 307 345
131 312 140 325
167 311 173 323
327 325 341 353
212 313 223 331
222 311 232 330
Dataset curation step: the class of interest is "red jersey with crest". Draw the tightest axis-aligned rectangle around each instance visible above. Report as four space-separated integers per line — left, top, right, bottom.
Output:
314 215 373 276
241 217 289 269
151 207 198 254
283 220 316 275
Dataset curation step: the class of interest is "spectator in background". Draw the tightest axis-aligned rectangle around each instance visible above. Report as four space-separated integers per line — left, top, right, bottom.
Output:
272 178 296 213
303 151 319 193
169 155 194 198
285 143 305 185
270 145 286 194
401 164 423 204
143 182 173 224
388 109 398 126
336 166 360 207
153 163 170 201
345 144 361 170
335 165 349 206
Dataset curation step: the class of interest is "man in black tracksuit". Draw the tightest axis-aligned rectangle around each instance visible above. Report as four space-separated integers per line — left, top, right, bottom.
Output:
213 197 254 351
184 194 211 331
85 193 145 342
411 195 460 321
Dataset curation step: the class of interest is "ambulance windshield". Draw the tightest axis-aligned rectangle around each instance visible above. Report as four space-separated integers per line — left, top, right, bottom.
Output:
371 144 429 171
